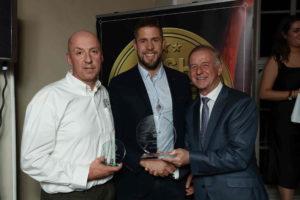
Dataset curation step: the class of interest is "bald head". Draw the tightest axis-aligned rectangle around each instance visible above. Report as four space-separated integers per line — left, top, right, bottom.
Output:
66 30 103 89
68 30 101 53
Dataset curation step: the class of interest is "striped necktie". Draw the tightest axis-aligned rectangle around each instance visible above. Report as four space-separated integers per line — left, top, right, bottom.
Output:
200 97 210 147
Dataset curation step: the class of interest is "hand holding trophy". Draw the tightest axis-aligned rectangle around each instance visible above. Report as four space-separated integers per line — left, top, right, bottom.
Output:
136 115 176 159
101 139 126 166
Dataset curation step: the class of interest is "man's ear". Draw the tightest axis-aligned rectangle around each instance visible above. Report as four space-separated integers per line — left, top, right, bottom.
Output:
66 53 73 66
100 52 104 63
217 65 223 76
133 39 137 50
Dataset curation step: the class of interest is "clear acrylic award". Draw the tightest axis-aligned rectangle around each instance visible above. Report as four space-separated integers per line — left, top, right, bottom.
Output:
136 115 176 159
101 139 126 166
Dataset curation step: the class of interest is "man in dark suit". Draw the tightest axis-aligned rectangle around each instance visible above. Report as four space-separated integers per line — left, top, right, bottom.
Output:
109 18 191 200
163 45 269 200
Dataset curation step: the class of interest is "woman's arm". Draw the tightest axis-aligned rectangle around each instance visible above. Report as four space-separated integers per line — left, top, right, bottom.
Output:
259 56 292 101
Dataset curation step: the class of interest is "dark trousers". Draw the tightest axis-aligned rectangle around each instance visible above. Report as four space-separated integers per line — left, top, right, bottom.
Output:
40 180 115 200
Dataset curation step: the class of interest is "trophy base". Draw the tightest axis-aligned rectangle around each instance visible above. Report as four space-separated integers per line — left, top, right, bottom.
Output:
102 161 121 167
141 153 176 160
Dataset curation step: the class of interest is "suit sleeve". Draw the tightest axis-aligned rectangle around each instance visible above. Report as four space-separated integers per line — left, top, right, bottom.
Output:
178 75 192 179
189 97 258 176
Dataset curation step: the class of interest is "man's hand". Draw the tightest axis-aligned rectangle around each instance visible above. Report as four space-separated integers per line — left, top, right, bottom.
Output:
185 174 194 196
162 148 190 167
140 159 176 177
88 157 122 180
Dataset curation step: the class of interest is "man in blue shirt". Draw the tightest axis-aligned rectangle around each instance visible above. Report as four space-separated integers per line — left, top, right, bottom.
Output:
109 17 191 200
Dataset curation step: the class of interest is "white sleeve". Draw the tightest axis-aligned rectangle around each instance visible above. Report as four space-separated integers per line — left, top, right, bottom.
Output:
20 90 89 189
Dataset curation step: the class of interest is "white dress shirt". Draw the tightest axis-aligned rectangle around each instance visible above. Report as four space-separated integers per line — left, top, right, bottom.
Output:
21 71 114 193
200 82 223 126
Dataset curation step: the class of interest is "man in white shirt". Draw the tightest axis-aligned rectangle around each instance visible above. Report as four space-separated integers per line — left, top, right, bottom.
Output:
21 30 122 200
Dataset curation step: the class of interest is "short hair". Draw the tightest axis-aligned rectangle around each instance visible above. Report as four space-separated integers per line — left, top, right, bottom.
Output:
133 17 163 39
188 45 221 66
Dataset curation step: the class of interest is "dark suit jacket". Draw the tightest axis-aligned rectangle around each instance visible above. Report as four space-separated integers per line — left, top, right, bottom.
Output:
109 66 191 200
186 85 268 200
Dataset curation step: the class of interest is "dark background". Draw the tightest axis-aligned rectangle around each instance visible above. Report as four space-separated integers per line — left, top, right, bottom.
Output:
96 0 240 86
0 0 17 62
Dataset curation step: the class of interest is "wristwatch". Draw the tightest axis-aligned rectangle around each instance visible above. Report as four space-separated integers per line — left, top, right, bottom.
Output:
288 90 293 101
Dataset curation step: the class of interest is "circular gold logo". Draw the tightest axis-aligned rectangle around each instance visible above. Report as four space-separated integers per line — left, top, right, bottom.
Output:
109 27 233 88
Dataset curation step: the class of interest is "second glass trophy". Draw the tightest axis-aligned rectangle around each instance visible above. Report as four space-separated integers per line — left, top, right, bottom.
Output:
136 115 176 159
101 139 126 166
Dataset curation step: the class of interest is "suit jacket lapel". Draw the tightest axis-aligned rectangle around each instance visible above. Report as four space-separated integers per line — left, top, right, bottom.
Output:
164 67 180 147
165 67 177 117
203 86 229 150
192 97 202 150
131 66 153 114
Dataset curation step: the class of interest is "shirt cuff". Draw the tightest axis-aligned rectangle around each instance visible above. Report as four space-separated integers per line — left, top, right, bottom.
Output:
70 164 89 189
172 168 179 180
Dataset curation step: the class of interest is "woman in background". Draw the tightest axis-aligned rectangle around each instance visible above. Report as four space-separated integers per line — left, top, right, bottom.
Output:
259 15 300 200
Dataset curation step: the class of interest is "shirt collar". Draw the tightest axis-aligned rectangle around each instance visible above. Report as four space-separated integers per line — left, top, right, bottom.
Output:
138 63 164 81
200 82 223 101
66 70 102 94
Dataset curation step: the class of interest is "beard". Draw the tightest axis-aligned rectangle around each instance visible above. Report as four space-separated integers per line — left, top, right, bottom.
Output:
138 53 162 70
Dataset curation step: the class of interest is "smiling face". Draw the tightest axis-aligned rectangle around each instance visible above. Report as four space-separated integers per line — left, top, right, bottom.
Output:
133 26 164 71
189 48 222 96
283 20 300 48
66 31 103 89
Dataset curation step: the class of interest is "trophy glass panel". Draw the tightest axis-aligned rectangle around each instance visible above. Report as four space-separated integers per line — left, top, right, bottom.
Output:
101 139 126 166
136 115 176 159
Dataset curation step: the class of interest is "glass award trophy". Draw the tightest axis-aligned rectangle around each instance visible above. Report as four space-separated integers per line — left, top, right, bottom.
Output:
101 139 126 166
136 115 176 159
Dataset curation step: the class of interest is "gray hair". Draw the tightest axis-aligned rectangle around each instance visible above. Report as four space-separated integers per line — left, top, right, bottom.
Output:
188 45 221 67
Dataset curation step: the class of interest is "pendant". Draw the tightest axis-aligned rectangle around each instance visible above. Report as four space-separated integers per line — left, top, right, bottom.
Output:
156 104 162 112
